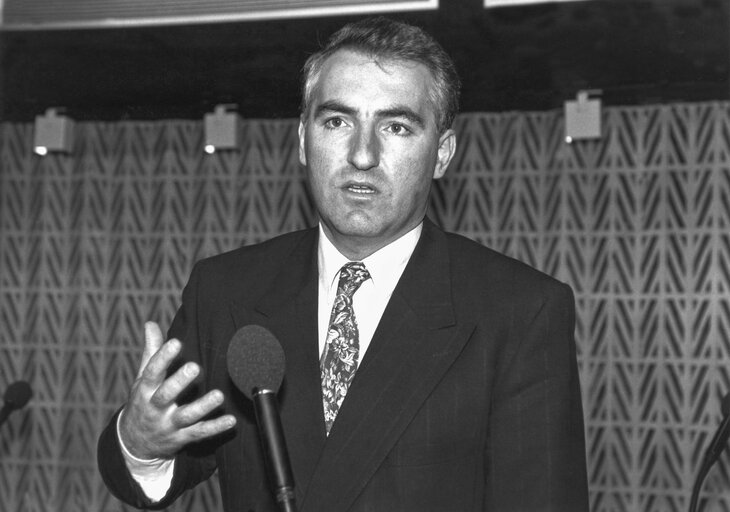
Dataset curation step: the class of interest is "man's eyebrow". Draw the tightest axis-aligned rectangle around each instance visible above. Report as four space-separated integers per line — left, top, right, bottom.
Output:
376 107 425 129
314 101 356 118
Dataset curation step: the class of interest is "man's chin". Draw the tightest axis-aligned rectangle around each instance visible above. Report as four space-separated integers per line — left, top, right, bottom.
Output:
325 211 377 233
323 218 383 241
331 225 381 241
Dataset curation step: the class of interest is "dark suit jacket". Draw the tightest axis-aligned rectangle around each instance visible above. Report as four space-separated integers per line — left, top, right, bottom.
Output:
98 219 589 511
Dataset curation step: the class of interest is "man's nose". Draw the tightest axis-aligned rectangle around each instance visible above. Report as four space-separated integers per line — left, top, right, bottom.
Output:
347 127 380 171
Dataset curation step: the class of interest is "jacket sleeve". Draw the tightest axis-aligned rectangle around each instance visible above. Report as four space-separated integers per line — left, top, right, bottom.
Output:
485 281 589 512
97 408 174 510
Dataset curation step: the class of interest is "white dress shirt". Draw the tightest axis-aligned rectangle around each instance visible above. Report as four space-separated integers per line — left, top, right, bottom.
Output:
317 222 421 363
121 222 423 501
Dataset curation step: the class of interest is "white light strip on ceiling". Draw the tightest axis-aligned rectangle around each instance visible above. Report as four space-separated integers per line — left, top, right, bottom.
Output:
485 0 587 7
1 0 438 30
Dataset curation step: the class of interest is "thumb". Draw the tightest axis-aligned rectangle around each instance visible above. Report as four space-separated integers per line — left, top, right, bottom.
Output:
137 321 164 378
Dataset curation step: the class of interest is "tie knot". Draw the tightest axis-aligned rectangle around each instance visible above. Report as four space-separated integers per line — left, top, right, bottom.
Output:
338 262 370 297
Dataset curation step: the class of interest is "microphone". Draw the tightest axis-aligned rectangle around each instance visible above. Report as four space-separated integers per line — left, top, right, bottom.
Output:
227 325 297 512
689 392 730 512
0 381 32 429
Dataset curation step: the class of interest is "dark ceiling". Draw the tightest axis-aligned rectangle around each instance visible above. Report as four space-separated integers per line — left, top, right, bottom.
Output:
0 0 727 122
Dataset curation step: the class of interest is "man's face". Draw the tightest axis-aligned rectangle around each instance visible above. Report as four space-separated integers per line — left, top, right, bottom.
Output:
299 49 456 259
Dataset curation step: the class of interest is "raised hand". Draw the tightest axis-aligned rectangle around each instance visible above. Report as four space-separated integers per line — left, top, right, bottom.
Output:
118 322 236 460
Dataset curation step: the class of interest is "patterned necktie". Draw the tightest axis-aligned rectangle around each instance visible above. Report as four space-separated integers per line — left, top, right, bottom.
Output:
320 261 371 434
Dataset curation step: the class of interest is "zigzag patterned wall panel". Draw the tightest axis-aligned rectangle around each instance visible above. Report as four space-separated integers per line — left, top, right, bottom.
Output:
1 103 730 511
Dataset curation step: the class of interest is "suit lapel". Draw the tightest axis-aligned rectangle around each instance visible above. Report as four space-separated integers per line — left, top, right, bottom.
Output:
300 221 476 512
229 228 327 503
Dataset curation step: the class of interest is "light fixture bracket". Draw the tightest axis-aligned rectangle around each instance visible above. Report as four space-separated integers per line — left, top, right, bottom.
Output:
204 104 240 154
33 108 75 155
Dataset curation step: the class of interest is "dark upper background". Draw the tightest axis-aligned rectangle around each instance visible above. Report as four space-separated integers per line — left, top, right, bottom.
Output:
0 0 727 122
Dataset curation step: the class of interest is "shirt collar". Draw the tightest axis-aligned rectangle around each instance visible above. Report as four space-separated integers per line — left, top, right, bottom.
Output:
317 223 423 291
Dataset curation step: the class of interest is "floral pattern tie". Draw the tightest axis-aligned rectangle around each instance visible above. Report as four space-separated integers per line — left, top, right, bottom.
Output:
320 262 371 434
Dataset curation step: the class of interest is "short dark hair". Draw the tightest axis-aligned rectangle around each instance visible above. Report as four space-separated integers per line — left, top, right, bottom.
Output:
300 16 461 134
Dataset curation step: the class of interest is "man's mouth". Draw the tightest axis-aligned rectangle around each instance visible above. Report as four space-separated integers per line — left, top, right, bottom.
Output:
345 184 375 194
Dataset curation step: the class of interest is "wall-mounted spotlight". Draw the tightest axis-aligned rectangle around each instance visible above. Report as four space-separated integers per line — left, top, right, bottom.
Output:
204 104 240 154
33 108 75 155
564 90 602 144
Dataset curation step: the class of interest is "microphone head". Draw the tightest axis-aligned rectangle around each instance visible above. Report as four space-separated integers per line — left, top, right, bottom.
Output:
227 325 285 400
4 381 32 410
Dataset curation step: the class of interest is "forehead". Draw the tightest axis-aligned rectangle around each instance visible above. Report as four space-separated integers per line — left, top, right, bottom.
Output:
309 49 438 121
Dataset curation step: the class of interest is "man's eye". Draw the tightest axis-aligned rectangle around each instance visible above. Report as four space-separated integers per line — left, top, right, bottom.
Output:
324 118 345 129
386 123 410 135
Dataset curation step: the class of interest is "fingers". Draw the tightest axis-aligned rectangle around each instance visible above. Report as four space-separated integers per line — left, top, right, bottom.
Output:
140 338 182 388
122 322 239 459
160 391 237 453
172 389 226 428
137 322 165 378
119 396 237 459
150 361 199 407
179 413 237 443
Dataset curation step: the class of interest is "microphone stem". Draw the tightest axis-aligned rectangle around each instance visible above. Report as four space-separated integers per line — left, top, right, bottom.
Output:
278 500 297 512
253 389 297 512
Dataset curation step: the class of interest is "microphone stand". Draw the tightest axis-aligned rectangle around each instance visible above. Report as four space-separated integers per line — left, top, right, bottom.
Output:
689 460 711 512
689 398 730 512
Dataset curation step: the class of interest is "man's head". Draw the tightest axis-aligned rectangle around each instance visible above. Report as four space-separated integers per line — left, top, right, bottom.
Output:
300 17 460 135
298 18 460 260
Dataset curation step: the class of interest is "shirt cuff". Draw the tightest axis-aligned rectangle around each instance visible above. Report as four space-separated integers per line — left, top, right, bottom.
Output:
116 410 175 502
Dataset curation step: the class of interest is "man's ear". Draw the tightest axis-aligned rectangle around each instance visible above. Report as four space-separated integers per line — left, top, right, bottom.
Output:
298 119 307 166
433 128 456 180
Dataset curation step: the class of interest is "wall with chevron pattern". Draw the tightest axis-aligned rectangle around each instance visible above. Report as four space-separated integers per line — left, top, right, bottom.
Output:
1 102 730 511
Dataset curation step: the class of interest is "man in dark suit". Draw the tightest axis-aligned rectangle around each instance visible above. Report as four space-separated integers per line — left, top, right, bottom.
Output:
98 16 589 512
